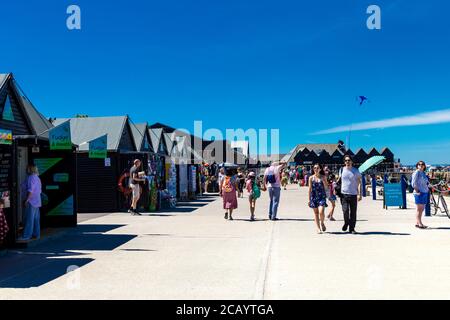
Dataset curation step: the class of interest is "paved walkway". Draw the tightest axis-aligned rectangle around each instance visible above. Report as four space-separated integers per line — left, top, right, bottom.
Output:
1 186 449 299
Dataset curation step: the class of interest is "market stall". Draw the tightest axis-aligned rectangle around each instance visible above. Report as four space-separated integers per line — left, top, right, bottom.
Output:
0 73 77 247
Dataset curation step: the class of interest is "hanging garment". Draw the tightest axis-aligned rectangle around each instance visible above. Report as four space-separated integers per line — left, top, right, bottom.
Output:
0 208 9 241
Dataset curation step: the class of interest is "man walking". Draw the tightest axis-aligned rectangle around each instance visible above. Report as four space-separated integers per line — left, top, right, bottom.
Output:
339 155 362 234
264 161 286 220
129 159 145 215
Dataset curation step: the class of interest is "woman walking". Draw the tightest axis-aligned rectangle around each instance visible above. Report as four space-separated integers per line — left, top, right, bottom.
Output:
308 164 328 234
222 169 238 220
326 174 337 221
246 172 264 221
411 160 429 229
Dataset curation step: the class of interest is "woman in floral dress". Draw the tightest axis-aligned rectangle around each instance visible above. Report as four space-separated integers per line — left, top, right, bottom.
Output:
308 164 328 234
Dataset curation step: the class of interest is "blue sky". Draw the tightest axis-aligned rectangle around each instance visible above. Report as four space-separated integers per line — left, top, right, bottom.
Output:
1 0 449 164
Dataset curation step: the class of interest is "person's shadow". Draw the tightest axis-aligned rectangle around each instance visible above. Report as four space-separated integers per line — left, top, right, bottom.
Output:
328 231 410 236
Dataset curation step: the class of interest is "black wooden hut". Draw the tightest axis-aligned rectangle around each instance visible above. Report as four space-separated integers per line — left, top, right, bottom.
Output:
367 147 381 158
0 73 77 247
317 149 332 165
53 116 144 213
354 148 368 165
330 149 344 165
380 147 394 163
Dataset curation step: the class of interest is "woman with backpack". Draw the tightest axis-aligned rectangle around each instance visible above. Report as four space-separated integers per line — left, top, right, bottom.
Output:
222 169 239 220
246 171 264 221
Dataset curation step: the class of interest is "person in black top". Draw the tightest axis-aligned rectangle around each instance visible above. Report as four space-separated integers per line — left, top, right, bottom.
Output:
129 159 145 215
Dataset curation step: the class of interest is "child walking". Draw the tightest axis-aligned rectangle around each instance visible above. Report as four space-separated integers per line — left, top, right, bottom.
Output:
326 174 337 221
246 172 264 221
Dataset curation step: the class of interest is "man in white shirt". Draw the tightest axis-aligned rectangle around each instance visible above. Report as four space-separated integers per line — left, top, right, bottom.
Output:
264 161 287 220
339 155 362 233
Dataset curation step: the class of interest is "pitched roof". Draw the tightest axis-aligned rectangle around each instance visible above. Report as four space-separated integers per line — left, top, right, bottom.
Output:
14 86 53 136
148 122 177 132
280 145 302 163
330 149 344 157
53 116 128 151
164 132 185 158
130 122 149 151
282 143 339 163
1 73 54 136
368 147 380 156
0 74 9 91
148 128 167 155
258 154 286 163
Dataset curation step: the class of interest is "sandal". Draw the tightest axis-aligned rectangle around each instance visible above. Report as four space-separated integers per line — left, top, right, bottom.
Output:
415 224 428 229
229 216 233 221
321 223 326 232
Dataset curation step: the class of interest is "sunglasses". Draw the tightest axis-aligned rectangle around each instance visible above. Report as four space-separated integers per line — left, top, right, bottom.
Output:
344 159 352 162
418 163 425 166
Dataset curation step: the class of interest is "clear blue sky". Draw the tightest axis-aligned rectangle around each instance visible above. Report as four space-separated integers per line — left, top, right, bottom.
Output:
1 0 449 164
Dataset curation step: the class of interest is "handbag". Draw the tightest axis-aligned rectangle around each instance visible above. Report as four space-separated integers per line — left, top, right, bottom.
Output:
335 168 343 198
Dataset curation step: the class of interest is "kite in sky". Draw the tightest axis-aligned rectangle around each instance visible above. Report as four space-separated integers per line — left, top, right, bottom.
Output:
357 96 370 106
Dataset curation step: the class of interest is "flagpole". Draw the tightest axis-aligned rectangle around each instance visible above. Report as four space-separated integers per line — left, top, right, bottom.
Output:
348 122 353 151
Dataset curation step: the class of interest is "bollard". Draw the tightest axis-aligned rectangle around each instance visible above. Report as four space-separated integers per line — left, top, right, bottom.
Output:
425 175 431 216
372 174 377 200
401 174 407 209
425 191 431 216
362 174 366 197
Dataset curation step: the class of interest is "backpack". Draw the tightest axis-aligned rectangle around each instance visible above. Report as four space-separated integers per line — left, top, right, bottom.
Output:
252 181 261 199
222 177 234 193
266 168 277 184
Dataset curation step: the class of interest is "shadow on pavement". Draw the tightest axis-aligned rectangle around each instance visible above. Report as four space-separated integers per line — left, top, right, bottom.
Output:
232 218 271 222
120 249 156 252
0 224 137 288
158 207 200 213
277 218 315 222
176 203 212 207
328 231 410 236
155 197 217 214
